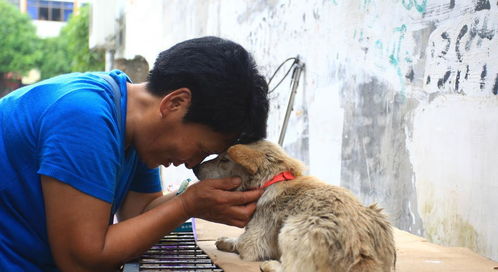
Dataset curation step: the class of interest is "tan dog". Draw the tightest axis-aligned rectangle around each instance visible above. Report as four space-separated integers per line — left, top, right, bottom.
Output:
194 140 395 272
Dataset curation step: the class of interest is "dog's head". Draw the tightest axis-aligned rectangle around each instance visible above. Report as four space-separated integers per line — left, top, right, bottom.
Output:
194 140 305 191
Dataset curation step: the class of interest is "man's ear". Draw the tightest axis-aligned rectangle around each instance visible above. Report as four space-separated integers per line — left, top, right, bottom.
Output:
159 88 192 117
227 144 264 175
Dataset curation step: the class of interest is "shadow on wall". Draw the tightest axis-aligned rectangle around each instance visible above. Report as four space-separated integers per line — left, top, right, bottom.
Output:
340 78 424 235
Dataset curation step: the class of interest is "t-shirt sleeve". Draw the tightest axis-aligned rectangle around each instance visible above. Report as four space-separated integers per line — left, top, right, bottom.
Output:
129 160 162 193
37 90 120 203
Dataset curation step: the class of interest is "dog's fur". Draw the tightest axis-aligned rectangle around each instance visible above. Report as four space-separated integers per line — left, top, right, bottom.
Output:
195 140 395 272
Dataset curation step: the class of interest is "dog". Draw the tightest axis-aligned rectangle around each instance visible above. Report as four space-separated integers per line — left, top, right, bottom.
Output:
194 140 395 272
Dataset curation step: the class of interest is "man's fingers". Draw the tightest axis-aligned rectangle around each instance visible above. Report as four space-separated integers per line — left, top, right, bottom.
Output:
223 204 258 228
225 202 257 222
226 219 247 228
203 177 263 205
204 177 242 191
189 178 262 227
224 189 263 206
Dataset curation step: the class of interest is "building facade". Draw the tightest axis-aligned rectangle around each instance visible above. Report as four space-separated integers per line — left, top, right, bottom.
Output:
12 0 83 38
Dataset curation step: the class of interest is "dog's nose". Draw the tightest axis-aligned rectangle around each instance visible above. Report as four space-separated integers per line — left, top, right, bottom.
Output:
192 164 200 178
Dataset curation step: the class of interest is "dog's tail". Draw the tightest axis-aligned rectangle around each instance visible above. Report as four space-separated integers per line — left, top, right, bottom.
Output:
367 204 397 272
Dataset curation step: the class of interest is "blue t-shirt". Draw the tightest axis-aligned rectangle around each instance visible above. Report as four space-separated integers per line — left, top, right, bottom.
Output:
0 70 162 271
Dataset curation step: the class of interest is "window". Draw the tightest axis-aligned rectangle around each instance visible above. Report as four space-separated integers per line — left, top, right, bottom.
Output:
27 0 74 22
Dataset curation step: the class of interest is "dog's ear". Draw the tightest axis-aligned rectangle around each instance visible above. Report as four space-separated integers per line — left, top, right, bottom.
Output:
227 144 263 175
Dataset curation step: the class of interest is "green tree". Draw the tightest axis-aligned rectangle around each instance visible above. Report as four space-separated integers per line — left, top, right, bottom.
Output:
62 4 104 72
37 36 71 79
37 4 104 80
0 0 39 75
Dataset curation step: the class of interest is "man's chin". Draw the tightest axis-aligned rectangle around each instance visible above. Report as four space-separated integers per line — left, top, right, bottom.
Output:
145 161 164 169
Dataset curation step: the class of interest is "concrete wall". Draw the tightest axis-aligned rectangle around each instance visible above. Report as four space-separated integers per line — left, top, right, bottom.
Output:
91 0 498 261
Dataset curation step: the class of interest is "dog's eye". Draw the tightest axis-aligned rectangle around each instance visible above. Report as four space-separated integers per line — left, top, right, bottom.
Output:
219 157 230 163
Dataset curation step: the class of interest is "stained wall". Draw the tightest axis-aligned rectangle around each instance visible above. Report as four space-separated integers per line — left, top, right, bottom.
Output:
90 0 498 261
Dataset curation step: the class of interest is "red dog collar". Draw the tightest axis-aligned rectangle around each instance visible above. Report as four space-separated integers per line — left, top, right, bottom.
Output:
260 171 295 189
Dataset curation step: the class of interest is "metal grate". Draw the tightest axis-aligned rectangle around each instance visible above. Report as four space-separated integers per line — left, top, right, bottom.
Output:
123 231 223 272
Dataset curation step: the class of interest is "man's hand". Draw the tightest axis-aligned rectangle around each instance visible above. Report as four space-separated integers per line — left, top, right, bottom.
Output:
178 177 263 227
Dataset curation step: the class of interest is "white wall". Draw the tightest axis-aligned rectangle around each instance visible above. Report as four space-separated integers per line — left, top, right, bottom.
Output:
408 95 498 258
90 0 498 261
89 0 126 50
33 20 65 38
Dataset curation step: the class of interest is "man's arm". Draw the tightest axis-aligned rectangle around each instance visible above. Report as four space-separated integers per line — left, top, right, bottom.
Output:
41 175 189 271
116 191 167 222
41 175 262 271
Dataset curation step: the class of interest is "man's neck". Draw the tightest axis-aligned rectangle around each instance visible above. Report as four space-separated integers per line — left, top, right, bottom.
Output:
125 82 161 149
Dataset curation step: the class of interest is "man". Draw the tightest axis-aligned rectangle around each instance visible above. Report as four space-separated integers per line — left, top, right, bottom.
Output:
0 36 269 271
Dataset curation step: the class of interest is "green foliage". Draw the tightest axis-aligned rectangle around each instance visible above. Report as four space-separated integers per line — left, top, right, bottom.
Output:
37 4 105 80
0 0 39 75
37 36 70 79
61 4 105 73
0 1 105 81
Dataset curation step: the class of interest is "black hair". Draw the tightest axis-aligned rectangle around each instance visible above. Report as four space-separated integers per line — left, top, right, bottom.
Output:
147 36 269 144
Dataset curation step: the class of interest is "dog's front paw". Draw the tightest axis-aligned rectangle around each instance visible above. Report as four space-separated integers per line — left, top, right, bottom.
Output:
215 237 237 253
260 260 281 272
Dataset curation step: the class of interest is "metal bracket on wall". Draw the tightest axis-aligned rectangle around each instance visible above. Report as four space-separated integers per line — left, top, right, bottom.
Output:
278 56 305 146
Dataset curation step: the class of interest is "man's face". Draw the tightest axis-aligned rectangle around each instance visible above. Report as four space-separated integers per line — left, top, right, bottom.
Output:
139 120 234 169
131 87 236 169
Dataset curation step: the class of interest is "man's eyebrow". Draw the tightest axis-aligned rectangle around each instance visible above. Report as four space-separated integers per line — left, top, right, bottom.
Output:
211 148 226 154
